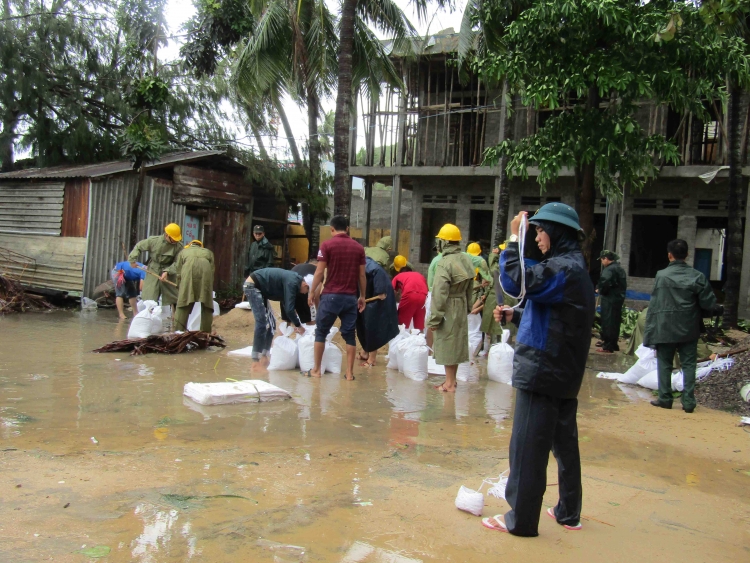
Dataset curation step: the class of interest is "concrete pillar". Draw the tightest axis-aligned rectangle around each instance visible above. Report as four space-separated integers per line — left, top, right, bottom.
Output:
390 175 402 249
603 198 619 252
456 193 471 247
678 215 697 267
363 179 373 246
618 189 632 274
411 189 423 264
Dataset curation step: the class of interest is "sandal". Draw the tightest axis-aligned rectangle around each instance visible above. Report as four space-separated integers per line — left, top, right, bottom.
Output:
301 369 312 377
482 515 509 533
343 374 355 381
546 507 582 530
360 361 375 368
434 382 456 393
595 348 614 354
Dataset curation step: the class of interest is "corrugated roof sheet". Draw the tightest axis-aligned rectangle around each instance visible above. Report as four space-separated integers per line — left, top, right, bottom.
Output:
384 28 459 58
0 150 232 180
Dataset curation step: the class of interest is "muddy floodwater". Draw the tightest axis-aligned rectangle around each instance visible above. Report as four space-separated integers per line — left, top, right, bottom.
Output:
1 311 749 562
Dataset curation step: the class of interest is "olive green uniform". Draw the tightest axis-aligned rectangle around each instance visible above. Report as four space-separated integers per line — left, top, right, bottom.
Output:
173 246 215 332
426 244 475 366
481 252 518 338
627 306 713 362
245 236 276 275
597 261 627 351
364 236 392 269
644 260 718 410
128 235 182 305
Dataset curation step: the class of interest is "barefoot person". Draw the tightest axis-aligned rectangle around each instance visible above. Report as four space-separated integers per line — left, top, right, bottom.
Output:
356 257 399 367
484 204 594 536
110 260 146 319
128 223 183 312
174 240 215 332
243 268 311 362
307 215 366 381
426 224 474 393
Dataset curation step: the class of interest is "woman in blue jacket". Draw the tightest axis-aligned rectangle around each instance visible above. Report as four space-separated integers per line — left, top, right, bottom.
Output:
484 203 595 537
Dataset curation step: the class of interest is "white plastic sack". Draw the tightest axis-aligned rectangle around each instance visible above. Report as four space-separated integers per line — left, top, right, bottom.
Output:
403 334 429 381
136 299 146 313
487 330 514 384
81 297 98 310
456 361 478 382
620 345 658 384
423 292 431 331
297 325 317 372
213 300 220 316
323 327 343 374
227 346 254 357
427 356 446 375
455 485 484 517
234 301 252 310
467 313 483 357
636 369 660 390
268 323 299 371
386 325 409 370
183 379 291 405
128 301 163 339
396 329 423 372
186 302 202 331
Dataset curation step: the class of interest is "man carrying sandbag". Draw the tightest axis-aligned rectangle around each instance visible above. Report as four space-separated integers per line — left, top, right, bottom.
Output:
129 223 183 310
488 204 595 536
427 223 474 393
243 268 311 362
644 239 722 413
174 240 215 333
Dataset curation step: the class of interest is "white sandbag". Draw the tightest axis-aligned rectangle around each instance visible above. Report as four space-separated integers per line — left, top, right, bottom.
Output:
403 334 429 381
620 345 658 384
424 292 431 331
234 301 252 310
127 301 163 339
183 379 291 405
487 330 514 384
268 323 299 371
427 356 446 375
672 363 718 392
323 327 343 374
186 302 202 331
396 329 423 372
136 299 146 313
81 297 98 310
467 313 483 356
297 325 317 372
455 485 484 517
213 300 220 316
596 372 622 380
636 369 660 390
456 361 478 382
386 324 409 370
741 384 750 403
227 346 254 357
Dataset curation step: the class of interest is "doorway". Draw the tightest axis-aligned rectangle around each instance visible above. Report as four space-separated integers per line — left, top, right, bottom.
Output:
469 209 493 250
420 208 456 263
629 215 679 277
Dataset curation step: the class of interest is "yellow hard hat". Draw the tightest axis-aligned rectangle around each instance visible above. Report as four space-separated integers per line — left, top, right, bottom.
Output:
394 255 407 271
185 239 203 248
436 223 461 241
164 223 182 241
498 242 507 251
467 242 481 256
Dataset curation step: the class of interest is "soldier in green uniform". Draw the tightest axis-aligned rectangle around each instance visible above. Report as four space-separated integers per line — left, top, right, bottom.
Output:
427 223 475 393
245 225 276 276
596 250 627 353
173 240 215 333
364 235 392 269
128 223 183 308
644 239 722 413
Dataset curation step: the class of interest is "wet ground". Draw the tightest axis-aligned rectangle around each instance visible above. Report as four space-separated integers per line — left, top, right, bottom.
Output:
1 310 749 562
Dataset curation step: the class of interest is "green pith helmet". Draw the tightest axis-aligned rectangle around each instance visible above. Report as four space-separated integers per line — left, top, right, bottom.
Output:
528 202 582 232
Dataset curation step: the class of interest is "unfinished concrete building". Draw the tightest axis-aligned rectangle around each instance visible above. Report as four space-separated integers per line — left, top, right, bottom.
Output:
349 28 750 315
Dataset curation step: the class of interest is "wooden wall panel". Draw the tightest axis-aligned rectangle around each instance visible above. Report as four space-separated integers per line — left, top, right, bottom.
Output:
61 179 90 237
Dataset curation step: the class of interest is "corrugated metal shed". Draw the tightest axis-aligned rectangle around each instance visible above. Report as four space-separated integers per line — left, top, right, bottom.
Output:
0 233 86 293
0 150 230 180
84 175 185 296
0 182 65 235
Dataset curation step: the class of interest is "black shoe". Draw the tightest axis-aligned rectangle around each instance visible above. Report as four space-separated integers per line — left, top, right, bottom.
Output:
683 407 694 413
650 400 672 409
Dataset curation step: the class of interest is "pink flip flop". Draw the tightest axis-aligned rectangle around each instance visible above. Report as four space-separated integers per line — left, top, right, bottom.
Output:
547 507 582 530
482 515 509 533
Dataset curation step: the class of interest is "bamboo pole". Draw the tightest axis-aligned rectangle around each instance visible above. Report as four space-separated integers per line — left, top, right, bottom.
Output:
136 265 178 287
443 61 454 166
424 61 431 166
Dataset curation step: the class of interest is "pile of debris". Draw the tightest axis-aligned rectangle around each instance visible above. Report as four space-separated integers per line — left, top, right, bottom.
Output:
93 331 226 356
696 338 750 414
0 274 54 314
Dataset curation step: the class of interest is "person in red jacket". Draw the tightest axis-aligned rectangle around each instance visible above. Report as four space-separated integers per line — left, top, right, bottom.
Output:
392 257 428 331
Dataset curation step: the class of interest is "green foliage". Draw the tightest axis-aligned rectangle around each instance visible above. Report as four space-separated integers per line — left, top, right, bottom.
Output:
738 318 750 332
619 308 640 339
120 121 167 167
127 75 170 110
476 0 750 198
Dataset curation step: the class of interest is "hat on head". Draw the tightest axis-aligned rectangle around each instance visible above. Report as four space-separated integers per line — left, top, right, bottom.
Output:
498 242 507 251
599 250 620 261
528 202 582 232
303 274 314 287
393 255 407 272
253 225 265 234
467 242 481 256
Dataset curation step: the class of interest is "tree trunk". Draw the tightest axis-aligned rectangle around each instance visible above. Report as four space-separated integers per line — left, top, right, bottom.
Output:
723 81 743 328
575 86 599 270
250 123 268 159
332 0 357 217
492 81 514 246
307 88 322 259
0 110 19 172
275 99 302 169
129 166 147 249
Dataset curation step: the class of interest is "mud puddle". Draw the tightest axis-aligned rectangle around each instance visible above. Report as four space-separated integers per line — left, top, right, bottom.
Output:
1 311 749 562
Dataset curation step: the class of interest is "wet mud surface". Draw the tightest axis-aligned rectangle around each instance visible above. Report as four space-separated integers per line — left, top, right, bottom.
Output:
1 311 749 562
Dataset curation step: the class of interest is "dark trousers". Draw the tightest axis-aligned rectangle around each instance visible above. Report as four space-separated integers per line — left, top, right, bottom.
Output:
599 298 623 351
504 389 582 536
244 282 274 360
656 340 697 410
